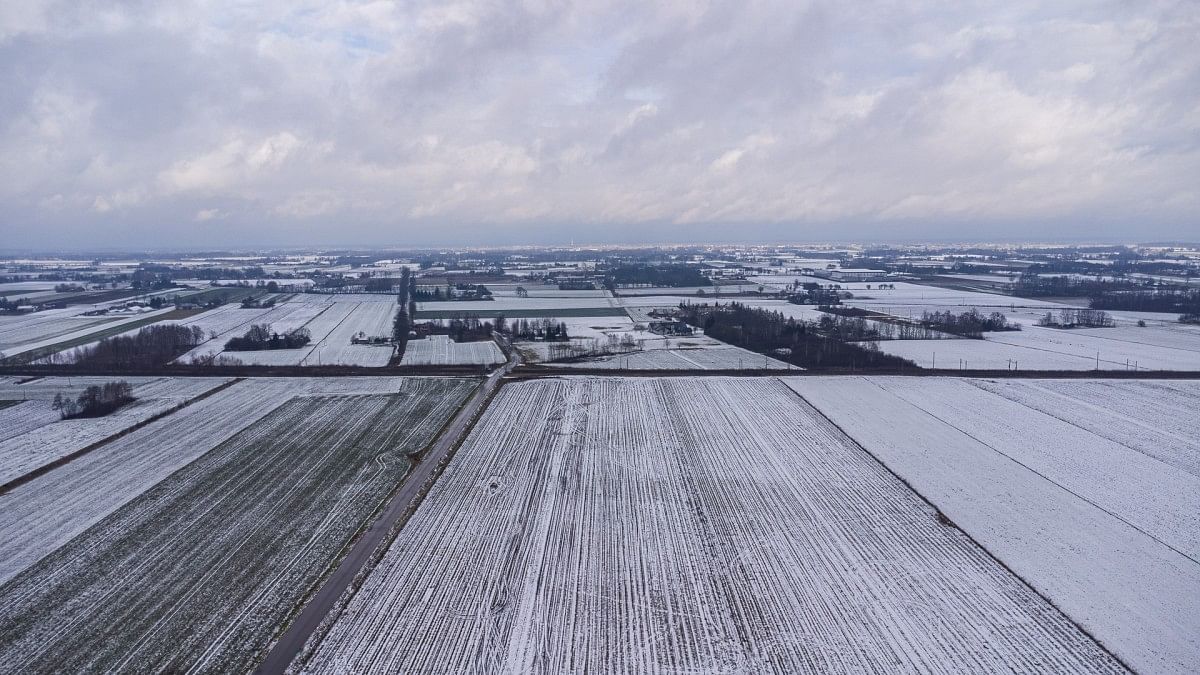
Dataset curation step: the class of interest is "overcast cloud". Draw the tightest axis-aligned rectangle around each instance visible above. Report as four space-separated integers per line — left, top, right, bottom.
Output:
1 0 1197 248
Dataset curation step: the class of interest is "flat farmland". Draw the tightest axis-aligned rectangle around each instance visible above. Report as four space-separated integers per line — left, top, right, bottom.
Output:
0 377 475 673
400 335 504 366
299 377 1120 673
547 344 792 370
785 377 1200 673
0 377 232 488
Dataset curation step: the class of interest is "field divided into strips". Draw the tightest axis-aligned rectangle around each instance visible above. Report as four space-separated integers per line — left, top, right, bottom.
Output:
0 400 60 442
301 377 1120 673
400 335 504 366
0 377 475 674
170 295 399 366
1 309 180 360
0 378 297 584
549 344 792 370
0 377 440 585
785 377 1200 673
306 299 397 366
0 377 231 487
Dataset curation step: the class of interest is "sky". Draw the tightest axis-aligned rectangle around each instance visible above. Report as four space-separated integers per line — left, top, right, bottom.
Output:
1 0 1197 249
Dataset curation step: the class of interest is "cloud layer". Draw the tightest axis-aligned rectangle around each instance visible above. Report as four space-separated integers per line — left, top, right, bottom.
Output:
1 1 1197 248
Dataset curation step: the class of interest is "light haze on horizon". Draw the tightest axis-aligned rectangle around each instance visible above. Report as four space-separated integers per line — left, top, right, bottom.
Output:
1 1 1197 249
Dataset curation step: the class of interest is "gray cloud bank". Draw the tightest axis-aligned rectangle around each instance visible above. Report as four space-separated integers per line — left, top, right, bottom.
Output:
1 0 1197 248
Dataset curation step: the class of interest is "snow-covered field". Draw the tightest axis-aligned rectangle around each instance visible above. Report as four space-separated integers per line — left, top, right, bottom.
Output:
549 344 792 369
0 377 231 487
614 284 763 296
400 335 504 366
0 400 59 442
299 377 1120 673
875 323 1200 371
172 294 399 366
0 308 176 359
785 377 1200 673
0 378 476 673
416 295 622 315
0 378 299 584
489 285 611 298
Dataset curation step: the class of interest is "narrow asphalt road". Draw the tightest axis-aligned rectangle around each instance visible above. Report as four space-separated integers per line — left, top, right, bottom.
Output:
255 347 519 674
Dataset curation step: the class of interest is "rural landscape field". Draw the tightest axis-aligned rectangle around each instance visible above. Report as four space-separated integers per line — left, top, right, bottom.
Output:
0 243 1197 673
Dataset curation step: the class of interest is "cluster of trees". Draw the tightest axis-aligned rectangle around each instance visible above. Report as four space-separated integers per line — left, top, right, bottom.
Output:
0 296 32 313
545 333 643 361
605 264 709 289
61 324 207 368
417 314 504 343
787 283 843 305
1037 308 1115 328
814 315 883 341
52 381 135 419
1089 289 1200 314
410 283 492 301
676 302 915 370
510 318 570 341
1012 275 1131 298
54 283 86 293
1181 313 1200 325
918 309 1017 338
130 269 178 291
225 324 311 350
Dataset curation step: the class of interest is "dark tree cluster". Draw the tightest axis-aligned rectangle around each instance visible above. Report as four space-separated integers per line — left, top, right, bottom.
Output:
918 309 1017 338
0 296 33 313
675 302 916 370
1089 289 1200 314
1036 308 1115 328
411 283 492 301
65 324 207 367
509 318 570 342
52 381 135 419
418 314 505 343
225 324 312 351
604 264 709 289
787 283 843 305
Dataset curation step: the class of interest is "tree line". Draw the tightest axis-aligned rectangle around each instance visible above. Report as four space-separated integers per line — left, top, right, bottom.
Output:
52 324 208 368
676 302 915 370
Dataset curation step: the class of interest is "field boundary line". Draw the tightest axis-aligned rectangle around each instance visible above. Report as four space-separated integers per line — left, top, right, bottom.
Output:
780 380 1135 673
870 379 1200 567
0 377 243 495
257 368 514 674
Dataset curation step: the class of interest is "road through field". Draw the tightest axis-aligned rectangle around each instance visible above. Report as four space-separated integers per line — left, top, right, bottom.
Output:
256 343 520 674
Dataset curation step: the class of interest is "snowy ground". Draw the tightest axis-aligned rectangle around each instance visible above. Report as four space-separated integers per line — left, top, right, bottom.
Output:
416 295 621 314
874 323 1200 371
400 335 504 366
0 378 475 673
299 377 1120 673
0 377 231 487
785 377 1200 673
0 308 175 359
547 343 792 369
172 294 399 366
